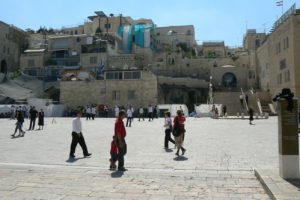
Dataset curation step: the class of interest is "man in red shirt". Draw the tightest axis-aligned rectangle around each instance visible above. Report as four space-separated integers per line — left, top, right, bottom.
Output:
115 110 127 171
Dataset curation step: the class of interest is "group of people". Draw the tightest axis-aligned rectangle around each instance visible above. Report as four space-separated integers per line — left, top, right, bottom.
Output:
11 106 44 138
85 105 97 120
164 110 186 156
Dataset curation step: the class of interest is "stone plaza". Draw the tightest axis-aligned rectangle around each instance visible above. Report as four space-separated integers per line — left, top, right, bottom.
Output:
0 116 298 199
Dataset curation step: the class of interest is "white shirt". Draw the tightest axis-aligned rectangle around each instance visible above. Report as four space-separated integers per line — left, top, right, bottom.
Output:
164 117 172 130
91 107 96 115
86 108 92 114
239 94 244 100
127 109 133 118
148 106 153 112
139 108 144 114
72 117 82 133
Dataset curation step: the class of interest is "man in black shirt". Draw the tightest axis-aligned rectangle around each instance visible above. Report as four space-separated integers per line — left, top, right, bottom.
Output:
29 106 38 130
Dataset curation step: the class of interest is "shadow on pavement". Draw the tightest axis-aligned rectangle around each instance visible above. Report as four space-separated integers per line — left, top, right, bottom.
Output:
287 179 300 189
111 170 124 178
65 157 84 163
173 156 188 161
164 148 173 153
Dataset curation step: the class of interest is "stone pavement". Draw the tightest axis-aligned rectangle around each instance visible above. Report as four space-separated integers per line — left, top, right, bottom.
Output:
0 117 282 199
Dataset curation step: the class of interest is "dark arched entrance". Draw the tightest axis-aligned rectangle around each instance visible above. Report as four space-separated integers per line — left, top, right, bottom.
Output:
222 72 237 88
1 60 7 74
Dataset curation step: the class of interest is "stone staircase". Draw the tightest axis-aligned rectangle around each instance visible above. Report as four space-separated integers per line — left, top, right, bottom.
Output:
214 92 245 115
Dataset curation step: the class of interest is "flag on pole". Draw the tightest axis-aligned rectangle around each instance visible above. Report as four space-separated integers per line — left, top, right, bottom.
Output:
276 0 283 6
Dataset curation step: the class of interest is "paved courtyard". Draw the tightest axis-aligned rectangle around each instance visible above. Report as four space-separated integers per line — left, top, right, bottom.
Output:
0 117 281 199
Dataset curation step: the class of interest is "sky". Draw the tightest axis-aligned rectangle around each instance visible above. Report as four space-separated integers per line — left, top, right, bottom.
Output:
0 0 298 47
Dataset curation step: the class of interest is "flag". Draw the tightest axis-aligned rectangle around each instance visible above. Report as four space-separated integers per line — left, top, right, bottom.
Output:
276 0 283 6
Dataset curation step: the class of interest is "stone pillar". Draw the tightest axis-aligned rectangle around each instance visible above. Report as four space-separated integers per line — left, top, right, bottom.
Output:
278 99 300 179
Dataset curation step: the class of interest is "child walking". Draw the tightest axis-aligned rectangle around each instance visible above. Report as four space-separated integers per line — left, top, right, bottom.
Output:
109 136 118 170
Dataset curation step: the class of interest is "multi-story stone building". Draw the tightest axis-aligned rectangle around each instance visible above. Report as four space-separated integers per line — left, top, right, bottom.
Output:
0 21 28 75
256 4 300 103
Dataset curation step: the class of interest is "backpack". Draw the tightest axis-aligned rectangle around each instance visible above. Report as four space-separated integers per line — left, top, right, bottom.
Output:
172 119 181 137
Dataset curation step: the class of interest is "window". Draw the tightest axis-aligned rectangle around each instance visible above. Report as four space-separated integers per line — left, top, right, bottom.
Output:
277 73 282 85
105 24 111 29
106 72 123 80
90 56 97 64
128 90 136 100
124 71 141 80
112 91 120 100
187 30 192 35
279 59 287 70
75 30 78 35
283 37 289 49
284 70 290 82
3 45 6 53
28 59 35 67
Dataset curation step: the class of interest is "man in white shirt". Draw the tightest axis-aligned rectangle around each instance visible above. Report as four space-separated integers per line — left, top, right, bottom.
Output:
69 111 92 158
91 106 96 120
138 106 144 121
126 107 133 127
148 105 153 121
114 105 119 118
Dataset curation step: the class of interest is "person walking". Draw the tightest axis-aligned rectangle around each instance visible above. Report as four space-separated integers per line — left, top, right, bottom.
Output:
11 111 25 137
222 105 227 117
249 106 254 125
164 111 175 149
173 110 186 156
148 105 153 121
38 109 44 130
138 106 144 121
114 105 119 118
28 106 38 130
91 106 96 120
126 106 133 127
239 93 244 108
114 110 127 171
69 111 92 158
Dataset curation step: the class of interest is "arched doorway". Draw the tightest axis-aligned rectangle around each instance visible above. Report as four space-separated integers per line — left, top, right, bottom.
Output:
222 72 237 88
1 60 7 75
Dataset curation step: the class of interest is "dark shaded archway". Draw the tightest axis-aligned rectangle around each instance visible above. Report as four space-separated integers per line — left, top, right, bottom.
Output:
222 72 237 88
1 60 7 74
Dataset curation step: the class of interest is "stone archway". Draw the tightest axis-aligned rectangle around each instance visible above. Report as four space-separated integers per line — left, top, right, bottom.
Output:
1 60 7 75
222 72 237 88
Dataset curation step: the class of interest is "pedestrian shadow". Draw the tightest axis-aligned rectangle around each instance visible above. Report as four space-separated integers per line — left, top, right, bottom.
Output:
65 157 84 163
164 148 173 153
11 135 23 139
173 156 188 161
110 170 124 178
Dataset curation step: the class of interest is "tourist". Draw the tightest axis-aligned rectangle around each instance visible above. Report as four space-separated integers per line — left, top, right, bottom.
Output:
69 111 92 158
148 105 153 121
249 106 254 125
114 110 127 171
222 105 227 117
173 110 186 156
164 111 175 149
11 111 25 137
28 106 38 130
239 93 244 108
38 109 44 130
114 105 119 118
86 106 91 120
91 106 96 120
138 106 144 121
126 106 133 127
109 135 118 170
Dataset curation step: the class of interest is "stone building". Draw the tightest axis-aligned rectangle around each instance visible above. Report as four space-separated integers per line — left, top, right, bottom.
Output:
256 5 300 103
60 69 157 108
0 21 28 74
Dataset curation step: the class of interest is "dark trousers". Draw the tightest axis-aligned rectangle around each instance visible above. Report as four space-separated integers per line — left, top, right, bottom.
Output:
164 129 175 148
138 113 144 121
117 141 127 169
148 112 153 121
29 118 36 130
70 132 89 156
126 117 132 127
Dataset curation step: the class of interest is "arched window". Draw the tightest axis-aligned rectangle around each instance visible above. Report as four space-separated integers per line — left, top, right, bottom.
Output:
222 72 237 88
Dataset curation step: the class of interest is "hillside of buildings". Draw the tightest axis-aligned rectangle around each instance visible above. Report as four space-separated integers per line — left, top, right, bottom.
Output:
1 5 299 114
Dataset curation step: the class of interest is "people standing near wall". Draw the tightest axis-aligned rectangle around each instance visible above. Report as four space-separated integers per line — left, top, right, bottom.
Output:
69 111 92 158
148 105 153 121
104 105 109 118
126 106 133 127
153 105 158 119
138 106 144 121
11 111 25 137
38 109 44 130
164 111 175 149
245 94 249 106
114 110 127 171
28 106 38 130
86 106 91 120
173 110 186 156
